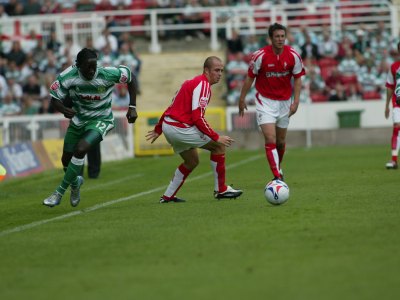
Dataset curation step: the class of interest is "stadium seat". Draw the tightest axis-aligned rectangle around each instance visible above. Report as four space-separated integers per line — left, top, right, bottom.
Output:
340 74 357 85
362 91 381 100
310 92 328 103
318 57 338 68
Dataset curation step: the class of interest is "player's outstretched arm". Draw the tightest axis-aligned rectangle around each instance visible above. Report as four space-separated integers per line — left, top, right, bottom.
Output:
217 135 235 147
145 130 160 144
238 76 254 117
126 74 138 123
385 88 393 119
289 77 302 117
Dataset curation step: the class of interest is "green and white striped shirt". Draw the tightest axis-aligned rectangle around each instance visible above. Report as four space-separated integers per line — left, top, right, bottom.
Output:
50 64 131 127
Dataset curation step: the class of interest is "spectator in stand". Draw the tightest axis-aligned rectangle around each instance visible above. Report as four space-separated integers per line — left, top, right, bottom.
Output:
304 65 327 102
5 76 23 103
370 31 389 62
21 94 40 115
116 42 141 92
357 63 381 100
39 96 55 114
374 21 391 46
4 0 17 16
0 73 8 100
227 83 256 106
22 74 42 101
182 0 206 41
300 33 320 61
318 29 338 59
337 48 360 99
0 92 21 116
24 29 41 53
23 0 42 15
0 4 8 18
335 24 356 45
47 30 62 54
95 0 115 11
226 29 244 59
59 36 81 63
31 37 47 63
6 40 26 67
225 52 248 91
5 61 22 84
98 44 116 67
41 0 61 14
94 27 119 54
352 29 370 55
76 0 96 11
325 66 346 101
243 35 261 56
112 83 130 108
39 50 61 76
13 1 24 16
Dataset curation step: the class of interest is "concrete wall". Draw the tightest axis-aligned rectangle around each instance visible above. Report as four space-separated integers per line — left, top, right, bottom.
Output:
228 127 392 150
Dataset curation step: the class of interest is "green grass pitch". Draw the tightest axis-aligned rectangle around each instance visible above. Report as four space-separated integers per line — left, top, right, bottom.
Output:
0 145 399 300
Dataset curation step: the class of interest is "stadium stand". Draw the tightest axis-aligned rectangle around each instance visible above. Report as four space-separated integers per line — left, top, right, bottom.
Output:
0 0 397 120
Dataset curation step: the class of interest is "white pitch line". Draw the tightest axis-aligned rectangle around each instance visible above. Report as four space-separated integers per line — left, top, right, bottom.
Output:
0 155 262 237
82 173 143 191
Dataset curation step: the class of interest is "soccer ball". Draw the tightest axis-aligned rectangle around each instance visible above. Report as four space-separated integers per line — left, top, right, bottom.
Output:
264 179 289 205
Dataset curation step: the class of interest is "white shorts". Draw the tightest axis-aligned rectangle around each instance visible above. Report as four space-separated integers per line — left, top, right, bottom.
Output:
162 117 211 154
393 107 400 123
255 93 291 128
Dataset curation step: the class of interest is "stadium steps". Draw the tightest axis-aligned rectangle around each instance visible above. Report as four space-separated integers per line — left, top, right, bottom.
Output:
138 50 227 111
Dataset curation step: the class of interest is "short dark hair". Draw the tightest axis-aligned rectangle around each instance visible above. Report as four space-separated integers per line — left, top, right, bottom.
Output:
76 48 97 67
203 56 221 69
268 23 287 38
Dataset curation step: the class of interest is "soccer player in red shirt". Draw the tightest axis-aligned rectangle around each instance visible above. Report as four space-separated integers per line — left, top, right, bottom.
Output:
238 23 305 182
384 41 400 169
146 56 243 203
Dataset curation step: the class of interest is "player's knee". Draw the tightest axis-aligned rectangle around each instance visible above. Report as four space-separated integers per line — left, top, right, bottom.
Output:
74 145 89 158
276 142 285 150
185 159 199 170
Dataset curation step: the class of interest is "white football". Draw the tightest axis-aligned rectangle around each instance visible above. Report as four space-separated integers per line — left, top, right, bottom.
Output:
264 179 289 205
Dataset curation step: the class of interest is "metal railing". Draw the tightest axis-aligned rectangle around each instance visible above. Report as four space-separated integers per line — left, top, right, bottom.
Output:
0 1 394 53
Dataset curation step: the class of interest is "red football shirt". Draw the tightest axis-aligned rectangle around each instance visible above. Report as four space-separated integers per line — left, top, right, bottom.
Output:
385 60 400 108
155 74 219 141
248 45 305 100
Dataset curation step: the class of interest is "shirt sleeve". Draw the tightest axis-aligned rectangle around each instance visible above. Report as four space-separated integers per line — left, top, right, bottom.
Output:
49 77 68 101
154 111 166 135
386 65 395 90
191 81 219 141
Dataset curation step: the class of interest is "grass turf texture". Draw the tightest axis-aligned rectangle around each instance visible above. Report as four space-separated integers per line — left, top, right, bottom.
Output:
0 145 399 300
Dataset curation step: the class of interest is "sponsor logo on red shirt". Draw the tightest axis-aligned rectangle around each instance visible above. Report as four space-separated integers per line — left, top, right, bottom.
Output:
199 96 208 108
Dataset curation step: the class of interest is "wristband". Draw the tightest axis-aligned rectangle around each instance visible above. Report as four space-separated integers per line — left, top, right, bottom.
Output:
129 105 136 109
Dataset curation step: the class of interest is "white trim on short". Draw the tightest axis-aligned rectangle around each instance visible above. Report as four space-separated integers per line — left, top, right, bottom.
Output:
393 107 400 123
255 93 291 128
162 120 211 154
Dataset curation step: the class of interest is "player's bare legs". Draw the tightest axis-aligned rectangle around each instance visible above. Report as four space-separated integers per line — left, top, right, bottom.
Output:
261 123 286 180
386 122 400 169
202 140 242 199
159 148 198 203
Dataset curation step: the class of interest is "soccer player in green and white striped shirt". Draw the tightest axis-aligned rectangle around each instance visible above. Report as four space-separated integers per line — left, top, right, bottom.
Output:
43 48 138 208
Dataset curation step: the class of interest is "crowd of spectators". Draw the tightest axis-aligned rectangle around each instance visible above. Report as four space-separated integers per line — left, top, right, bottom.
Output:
0 1 146 117
0 0 396 116
225 20 397 105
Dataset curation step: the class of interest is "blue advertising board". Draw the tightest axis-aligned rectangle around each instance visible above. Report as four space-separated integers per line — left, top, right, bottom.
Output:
0 143 44 178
